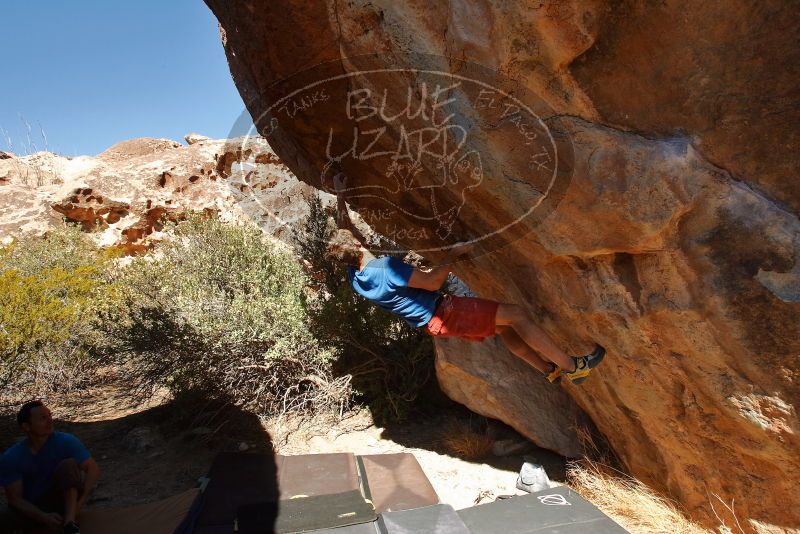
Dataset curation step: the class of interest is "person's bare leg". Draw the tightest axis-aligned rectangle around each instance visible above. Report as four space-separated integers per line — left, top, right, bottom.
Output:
63 487 78 524
496 326 551 374
54 458 81 525
495 304 576 371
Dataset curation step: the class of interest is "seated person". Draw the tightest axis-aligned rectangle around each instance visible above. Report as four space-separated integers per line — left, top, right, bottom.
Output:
1 401 100 534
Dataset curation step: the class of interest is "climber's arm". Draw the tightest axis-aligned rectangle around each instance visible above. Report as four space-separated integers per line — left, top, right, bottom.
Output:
407 242 474 291
333 172 368 245
407 265 452 291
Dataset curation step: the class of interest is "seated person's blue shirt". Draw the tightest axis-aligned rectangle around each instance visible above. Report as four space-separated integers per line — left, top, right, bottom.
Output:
348 256 439 327
0 431 90 502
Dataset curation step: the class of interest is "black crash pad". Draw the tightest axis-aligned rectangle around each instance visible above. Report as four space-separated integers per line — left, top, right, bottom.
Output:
195 453 360 529
193 527 234 534
238 490 376 534
195 453 279 528
457 486 628 533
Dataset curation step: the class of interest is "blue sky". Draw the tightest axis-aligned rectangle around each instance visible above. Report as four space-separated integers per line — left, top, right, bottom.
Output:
0 1 252 157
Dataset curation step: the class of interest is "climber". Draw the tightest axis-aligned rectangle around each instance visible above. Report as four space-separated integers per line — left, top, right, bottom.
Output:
326 173 605 384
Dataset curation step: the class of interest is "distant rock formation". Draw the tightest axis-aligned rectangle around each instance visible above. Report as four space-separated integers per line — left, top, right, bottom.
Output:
0 136 315 252
204 0 800 529
184 133 211 145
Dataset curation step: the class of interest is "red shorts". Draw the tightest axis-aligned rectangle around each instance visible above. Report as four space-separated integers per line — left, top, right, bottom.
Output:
425 294 499 342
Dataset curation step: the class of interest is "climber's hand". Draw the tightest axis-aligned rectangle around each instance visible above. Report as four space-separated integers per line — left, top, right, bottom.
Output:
448 241 475 258
332 172 347 193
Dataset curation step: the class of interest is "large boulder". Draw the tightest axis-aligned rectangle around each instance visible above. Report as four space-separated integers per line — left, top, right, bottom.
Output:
204 0 800 529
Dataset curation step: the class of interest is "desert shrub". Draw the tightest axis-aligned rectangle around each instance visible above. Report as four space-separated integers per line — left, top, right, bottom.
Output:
439 418 495 461
111 215 348 415
0 226 118 396
293 194 435 422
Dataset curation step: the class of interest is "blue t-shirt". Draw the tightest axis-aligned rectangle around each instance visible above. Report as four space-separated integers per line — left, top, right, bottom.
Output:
348 256 440 327
0 432 91 501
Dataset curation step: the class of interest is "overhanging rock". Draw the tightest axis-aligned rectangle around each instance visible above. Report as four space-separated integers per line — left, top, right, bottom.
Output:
204 1 800 528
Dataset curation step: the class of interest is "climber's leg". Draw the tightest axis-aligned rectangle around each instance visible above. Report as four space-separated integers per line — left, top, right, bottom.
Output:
494 304 576 372
495 326 551 374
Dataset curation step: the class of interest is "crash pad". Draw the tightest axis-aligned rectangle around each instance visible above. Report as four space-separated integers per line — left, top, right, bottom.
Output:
377 504 471 534
357 453 439 513
457 485 629 533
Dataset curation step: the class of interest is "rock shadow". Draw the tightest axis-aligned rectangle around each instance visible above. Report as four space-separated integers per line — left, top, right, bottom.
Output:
373 385 569 485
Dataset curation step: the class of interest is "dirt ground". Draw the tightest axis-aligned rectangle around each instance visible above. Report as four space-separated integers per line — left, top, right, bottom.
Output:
0 373 567 513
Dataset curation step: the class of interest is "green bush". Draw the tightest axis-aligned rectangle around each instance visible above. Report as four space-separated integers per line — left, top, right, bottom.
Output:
293 195 435 422
0 226 118 394
1 207 434 422
111 215 347 415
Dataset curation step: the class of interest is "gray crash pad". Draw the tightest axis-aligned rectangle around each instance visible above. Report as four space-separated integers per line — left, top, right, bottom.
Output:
457 486 628 533
306 523 380 533
377 504 471 533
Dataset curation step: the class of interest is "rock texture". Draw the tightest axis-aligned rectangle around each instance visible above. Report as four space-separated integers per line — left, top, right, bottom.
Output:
0 136 315 251
205 0 800 529
434 336 590 458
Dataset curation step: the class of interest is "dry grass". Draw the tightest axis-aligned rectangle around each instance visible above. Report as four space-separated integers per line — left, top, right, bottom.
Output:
438 419 495 461
568 427 749 534
567 458 714 534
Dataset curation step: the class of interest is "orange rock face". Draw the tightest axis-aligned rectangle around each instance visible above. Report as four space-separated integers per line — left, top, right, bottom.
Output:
205 0 800 529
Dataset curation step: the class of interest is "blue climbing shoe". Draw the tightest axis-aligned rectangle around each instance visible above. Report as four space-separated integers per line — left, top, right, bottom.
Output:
564 344 606 385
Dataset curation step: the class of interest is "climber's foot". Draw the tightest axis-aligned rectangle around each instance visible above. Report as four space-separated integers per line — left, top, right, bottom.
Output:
564 344 605 385
545 364 562 384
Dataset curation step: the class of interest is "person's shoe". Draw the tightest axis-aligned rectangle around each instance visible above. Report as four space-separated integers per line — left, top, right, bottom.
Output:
564 344 606 385
545 365 562 384
584 344 606 369
63 521 81 534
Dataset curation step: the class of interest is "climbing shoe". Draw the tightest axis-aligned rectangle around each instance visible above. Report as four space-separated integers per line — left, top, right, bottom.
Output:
545 364 562 384
63 522 81 534
564 344 606 385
